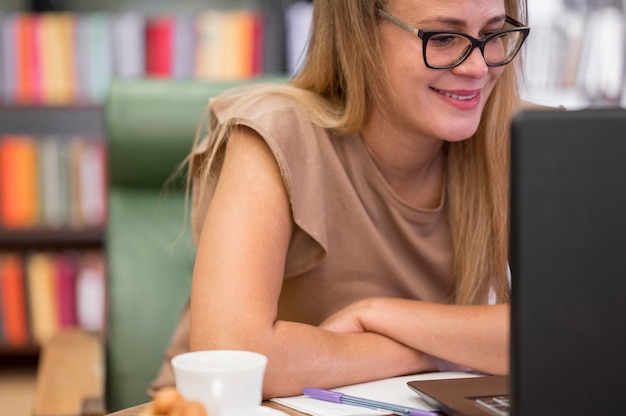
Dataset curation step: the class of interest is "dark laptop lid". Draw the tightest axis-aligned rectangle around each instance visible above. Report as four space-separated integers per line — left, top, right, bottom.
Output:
509 108 626 416
408 108 626 416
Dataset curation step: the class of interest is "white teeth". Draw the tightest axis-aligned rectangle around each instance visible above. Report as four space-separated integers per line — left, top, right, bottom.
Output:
434 88 477 101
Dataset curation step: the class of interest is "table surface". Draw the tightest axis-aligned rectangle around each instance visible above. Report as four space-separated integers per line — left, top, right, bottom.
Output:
107 401 309 416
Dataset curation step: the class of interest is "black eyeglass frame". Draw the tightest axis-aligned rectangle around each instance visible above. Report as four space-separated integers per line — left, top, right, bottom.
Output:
376 8 530 69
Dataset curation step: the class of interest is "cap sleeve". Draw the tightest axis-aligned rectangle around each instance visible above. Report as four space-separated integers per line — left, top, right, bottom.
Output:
191 92 329 278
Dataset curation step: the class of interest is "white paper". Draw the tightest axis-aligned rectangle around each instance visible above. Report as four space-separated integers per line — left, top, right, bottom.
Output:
271 371 479 416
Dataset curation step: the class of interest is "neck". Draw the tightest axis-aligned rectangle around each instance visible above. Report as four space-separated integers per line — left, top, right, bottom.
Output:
361 117 446 209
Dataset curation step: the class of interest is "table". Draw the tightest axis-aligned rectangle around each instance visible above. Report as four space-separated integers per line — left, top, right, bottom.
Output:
107 401 308 416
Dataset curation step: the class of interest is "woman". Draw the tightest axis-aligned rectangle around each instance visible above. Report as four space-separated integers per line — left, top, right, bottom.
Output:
187 0 529 399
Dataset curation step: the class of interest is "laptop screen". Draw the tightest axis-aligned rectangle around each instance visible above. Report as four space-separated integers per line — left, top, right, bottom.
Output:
509 108 626 415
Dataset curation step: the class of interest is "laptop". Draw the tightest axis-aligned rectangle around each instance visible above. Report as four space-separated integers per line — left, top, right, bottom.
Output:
407 108 626 416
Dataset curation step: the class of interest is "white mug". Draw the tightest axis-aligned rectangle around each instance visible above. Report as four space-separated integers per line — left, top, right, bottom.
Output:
172 350 268 416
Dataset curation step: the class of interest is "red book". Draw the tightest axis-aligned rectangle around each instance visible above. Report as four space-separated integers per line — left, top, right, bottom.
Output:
145 16 174 78
0 254 30 347
55 254 77 328
251 12 264 77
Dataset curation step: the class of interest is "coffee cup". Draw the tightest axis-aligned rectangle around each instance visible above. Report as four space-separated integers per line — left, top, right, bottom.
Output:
172 350 268 416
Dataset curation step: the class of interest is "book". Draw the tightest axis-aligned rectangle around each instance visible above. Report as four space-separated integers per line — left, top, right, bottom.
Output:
67 136 85 229
110 11 145 80
89 13 114 104
1 14 17 104
173 12 195 79
0 253 30 347
55 253 77 328
145 15 174 78
0 135 40 229
26 252 58 345
77 139 107 227
251 12 264 77
194 11 226 80
285 1 313 76
75 251 105 332
74 13 112 104
14 13 38 104
38 135 70 229
222 11 253 80
38 12 77 105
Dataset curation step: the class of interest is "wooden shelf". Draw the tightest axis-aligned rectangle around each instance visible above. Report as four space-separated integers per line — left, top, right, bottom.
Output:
0 106 104 137
0 228 105 249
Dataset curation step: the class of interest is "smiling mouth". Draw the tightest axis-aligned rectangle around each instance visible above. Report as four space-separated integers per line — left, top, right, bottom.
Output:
432 87 478 101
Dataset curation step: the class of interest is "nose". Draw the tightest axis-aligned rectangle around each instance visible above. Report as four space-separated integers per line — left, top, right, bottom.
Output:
452 47 489 78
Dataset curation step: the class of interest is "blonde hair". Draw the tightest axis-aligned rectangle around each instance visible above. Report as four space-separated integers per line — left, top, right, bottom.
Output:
192 0 528 305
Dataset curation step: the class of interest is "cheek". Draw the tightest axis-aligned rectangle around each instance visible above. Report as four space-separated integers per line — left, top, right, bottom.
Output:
379 27 426 81
487 67 506 91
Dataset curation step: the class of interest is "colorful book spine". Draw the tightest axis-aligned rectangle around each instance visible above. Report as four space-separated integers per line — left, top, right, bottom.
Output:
0 10 267 105
38 12 77 105
194 11 225 80
0 253 30 347
0 135 39 229
55 253 77 328
0 250 106 346
77 139 107 227
38 136 70 229
76 251 105 332
0 14 17 104
145 15 174 78
26 253 59 345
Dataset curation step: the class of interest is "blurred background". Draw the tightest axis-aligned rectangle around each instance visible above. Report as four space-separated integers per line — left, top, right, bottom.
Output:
0 1 624 416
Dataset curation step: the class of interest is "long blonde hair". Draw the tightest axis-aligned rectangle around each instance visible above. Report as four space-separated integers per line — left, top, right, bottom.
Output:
192 0 528 305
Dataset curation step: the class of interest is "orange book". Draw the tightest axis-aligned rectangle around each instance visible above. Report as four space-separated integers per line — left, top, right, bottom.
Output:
0 254 30 347
14 14 38 104
26 253 59 345
222 11 251 80
0 135 39 229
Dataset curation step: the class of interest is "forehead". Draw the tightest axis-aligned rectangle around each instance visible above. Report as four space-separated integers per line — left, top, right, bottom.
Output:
388 0 507 21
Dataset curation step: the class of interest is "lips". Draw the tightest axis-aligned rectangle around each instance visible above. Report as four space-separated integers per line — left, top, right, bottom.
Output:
431 87 479 101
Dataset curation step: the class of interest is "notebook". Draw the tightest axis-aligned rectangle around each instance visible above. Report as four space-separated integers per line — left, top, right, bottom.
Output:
407 108 626 416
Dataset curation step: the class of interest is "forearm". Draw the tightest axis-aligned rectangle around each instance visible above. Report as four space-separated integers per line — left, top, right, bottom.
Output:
190 317 437 399
325 298 509 375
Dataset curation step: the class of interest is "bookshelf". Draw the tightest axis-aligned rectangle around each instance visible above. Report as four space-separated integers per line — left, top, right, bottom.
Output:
522 0 626 109
0 105 106 353
0 0 305 356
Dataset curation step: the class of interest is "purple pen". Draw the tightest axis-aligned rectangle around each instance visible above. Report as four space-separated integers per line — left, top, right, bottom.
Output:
303 387 439 416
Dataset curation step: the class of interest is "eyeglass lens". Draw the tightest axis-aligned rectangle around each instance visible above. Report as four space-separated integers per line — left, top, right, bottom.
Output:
426 31 525 68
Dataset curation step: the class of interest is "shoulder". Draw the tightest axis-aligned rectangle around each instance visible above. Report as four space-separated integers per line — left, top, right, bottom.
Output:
209 85 334 167
210 85 313 127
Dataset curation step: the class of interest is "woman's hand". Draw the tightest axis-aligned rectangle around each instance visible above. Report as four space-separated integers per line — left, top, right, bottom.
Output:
319 298 375 333
321 297 510 376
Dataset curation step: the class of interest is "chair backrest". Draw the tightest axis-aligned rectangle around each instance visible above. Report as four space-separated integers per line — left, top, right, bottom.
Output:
104 79 248 412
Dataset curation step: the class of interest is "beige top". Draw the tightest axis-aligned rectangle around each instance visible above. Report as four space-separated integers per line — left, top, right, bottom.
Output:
191 91 454 325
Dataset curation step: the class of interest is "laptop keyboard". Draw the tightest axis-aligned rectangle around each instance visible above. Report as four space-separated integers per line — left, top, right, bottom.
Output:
475 395 510 416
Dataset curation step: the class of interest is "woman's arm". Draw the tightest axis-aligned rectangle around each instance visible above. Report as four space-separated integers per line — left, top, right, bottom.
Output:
320 298 510 375
189 127 436 399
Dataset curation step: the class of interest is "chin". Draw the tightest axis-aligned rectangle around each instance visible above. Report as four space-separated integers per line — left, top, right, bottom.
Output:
438 122 481 143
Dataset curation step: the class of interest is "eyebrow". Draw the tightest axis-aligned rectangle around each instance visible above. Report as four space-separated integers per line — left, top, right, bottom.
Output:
420 14 507 29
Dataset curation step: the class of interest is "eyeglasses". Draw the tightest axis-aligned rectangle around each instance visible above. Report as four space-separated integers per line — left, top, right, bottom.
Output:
376 8 530 69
